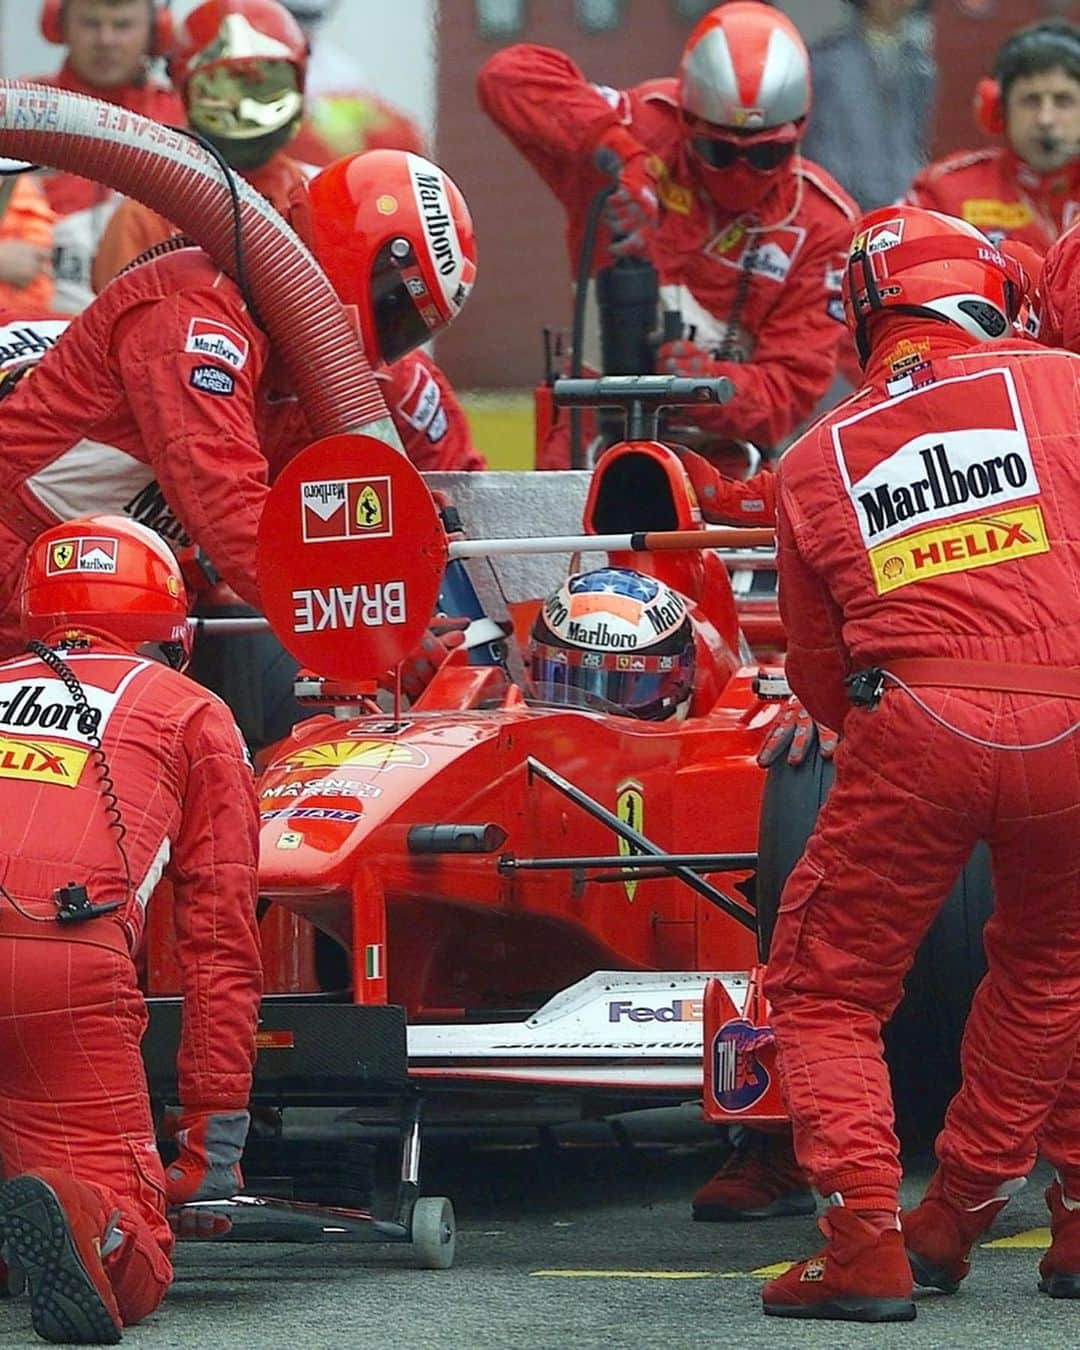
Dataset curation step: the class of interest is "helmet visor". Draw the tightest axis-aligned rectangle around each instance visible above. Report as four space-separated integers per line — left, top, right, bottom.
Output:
530 643 693 721
370 238 433 363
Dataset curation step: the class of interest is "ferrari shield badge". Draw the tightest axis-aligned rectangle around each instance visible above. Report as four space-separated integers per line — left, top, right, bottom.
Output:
616 779 644 901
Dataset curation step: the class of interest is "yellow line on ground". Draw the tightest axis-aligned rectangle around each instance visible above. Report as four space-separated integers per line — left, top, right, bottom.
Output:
982 1227 1050 1249
531 1264 793 1281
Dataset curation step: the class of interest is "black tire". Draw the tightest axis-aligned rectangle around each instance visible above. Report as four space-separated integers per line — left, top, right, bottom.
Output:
756 739 993 1145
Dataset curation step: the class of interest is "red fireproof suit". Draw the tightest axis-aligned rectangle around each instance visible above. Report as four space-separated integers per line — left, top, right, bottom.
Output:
1034 221 1080 350
478 46 857 461
32 63 185 313
906 146 1080 255
763 326 1080 1206
0 641 260 1323
0 256 480 656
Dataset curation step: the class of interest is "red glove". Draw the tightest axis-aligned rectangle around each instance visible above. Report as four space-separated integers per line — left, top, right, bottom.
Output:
164 1109 249 1206
757 699 839 767
657 339 720 378
377 616 469 701
593 125 659 260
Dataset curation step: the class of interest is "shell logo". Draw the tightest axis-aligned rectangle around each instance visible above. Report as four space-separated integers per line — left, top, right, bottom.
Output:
278 739 429 771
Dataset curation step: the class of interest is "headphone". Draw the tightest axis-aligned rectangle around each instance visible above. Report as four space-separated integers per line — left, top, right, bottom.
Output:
974 19 1080 137
40 0 174 56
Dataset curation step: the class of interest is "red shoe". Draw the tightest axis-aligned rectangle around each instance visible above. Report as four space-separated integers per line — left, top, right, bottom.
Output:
0 1171 122 1344
762 1206 915 1323
1040 1181 1080 1299
902 1169 1014 1294
692 1129 815 1221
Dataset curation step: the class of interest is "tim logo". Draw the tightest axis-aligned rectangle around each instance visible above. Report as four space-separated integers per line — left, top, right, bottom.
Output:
711 1018 774 1113
300 477 393 542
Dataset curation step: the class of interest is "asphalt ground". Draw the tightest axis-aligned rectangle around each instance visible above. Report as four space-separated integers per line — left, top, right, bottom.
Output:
0 1107 1074 1349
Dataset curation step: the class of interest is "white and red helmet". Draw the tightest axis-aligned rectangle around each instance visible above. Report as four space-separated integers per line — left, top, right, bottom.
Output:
679 2 810 135
304 149 476 366
843 205 1031 365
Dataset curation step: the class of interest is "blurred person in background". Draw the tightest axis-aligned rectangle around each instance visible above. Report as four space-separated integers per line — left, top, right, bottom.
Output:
91 0 482 475
31 0 184 312
0 173 54 311
478 2 857 471
907 19 1080 254
801 0 935 211
279 0 425 166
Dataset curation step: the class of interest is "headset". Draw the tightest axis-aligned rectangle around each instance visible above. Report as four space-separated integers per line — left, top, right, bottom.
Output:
974 19 1080 137
40 0 174 56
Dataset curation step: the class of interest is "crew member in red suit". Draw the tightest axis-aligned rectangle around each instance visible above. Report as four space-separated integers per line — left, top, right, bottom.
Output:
478 2 856 470
0 149 476 660
758 203 1080 1321
32 0 185 311
906 19 1080 256
0 513 260 1344
90 0 482 475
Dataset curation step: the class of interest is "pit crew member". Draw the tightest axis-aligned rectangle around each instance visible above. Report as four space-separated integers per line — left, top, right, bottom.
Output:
0 148 476 659
758 204 1080 1321
0 175 55 311
89 0 482 474
0 514 260 1344
31 0 185 311
905 19 1080 254
477 2 857 470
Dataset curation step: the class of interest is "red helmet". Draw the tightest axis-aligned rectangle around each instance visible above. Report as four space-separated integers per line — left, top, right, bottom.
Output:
678 4 809 209
170 0 308 167
303 149 476 366
842 205 1031 365
20 516 190 664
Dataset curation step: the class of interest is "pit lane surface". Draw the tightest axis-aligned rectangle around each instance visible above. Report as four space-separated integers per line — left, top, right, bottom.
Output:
0 1109 1072 1349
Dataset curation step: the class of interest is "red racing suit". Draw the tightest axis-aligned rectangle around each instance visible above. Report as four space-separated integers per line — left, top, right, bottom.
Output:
905 145 1080 255
478 46 857 460
0 258 480 656
32 63 185 313
0 640 259 1323
763 325 1080 1207
1034 221 1080 350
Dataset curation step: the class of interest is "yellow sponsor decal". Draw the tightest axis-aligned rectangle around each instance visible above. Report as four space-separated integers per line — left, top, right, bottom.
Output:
709 220 746 258
869 505 1048 595
961 198 1033 230
616 779 645 902
0 735 88 787
651 158 693 216
278 739 428 771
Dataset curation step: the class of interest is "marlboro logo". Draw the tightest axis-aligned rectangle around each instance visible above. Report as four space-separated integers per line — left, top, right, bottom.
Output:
46 538 118 575
300 477 393 542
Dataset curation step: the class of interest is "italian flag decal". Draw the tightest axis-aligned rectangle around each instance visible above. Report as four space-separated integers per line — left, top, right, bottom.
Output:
365 943 383 980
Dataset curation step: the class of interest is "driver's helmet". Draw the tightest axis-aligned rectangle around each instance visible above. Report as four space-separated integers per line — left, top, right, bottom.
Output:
304 149 476 366
20 515 191 668
528 568 695 721
169 0 308 169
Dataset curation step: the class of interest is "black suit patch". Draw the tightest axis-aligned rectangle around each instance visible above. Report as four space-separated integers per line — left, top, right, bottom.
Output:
190 364 235 396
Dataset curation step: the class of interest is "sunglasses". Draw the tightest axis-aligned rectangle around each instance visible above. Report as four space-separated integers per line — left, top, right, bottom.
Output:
690 137 795 172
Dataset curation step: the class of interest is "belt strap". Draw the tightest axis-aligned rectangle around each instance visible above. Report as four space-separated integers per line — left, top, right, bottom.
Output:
884 657 1080 701
0 904 129 954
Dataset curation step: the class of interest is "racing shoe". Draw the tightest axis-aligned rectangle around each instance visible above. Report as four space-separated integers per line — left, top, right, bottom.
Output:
1039 1180 1080 1298
692 1128 815 1221
762 1206 915 1323
0 1171 122 1344
902 1170 1020 1293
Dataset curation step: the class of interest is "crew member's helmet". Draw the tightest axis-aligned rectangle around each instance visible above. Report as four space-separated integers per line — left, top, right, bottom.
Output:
678 3 809 208
302 149 476 366
842 204 1031 365
528 568 695 721
170 0 308 168
20 516 191 668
